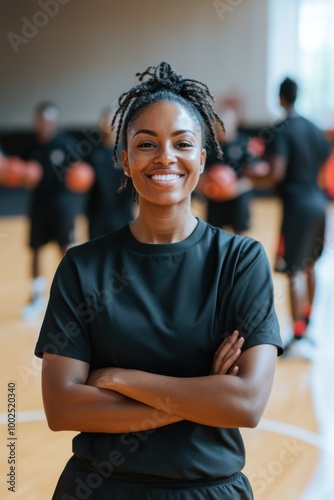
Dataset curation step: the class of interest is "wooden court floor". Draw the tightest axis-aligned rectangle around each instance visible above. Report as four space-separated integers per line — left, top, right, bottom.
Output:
0 197 333 500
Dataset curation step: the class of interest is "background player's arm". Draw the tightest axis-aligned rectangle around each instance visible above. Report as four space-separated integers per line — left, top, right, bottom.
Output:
244 154 287 188
41 333 242 433
89 343 278 429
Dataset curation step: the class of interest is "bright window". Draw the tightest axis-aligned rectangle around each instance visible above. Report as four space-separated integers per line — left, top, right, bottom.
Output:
298 0 334 128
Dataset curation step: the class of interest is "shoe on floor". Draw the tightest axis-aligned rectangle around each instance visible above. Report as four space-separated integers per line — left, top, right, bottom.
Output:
282 336 315 361
21 296 47 321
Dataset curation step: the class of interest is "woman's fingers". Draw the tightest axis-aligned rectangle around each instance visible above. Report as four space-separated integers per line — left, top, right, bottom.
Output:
215 345 243 375
212 331 244 375
214 330 239 359
229 365 239 376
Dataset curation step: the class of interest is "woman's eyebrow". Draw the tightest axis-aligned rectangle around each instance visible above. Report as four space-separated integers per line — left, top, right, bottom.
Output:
133 129 196 138
171 129 196 137
133 129 157 137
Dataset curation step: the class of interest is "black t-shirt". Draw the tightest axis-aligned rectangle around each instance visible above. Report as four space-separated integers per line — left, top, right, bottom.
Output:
266 114 330 197
86 145 132 220
23 132 81 210
35 219 282 480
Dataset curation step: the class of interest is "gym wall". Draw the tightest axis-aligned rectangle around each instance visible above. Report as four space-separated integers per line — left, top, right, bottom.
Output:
1 0 270 131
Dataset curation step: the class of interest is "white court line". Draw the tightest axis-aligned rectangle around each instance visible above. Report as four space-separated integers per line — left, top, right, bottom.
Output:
0 410 45 425
258 418 323 448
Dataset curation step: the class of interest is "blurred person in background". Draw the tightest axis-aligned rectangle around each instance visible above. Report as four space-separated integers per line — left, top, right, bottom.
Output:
249 77 330 359
21 102 81 320
86 106 133 240
203 106 267 234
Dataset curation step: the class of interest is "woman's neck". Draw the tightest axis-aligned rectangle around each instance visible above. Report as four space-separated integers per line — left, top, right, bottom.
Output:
129 200 197 244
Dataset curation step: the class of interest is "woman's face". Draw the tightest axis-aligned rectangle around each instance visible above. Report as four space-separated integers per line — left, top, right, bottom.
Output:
122 101 206 206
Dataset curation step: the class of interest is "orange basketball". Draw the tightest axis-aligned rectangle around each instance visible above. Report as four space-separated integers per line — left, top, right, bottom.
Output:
197 164 238 201
2 156 26 188
23 160 43 189
65 161 95 193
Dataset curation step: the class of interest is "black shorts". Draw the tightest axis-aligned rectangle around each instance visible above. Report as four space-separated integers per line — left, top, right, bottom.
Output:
275 191 326 274
29 205 76 249
52 455 253 499
207 192 251 232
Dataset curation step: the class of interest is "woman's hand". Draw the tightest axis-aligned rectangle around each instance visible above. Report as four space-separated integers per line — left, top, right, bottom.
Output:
86 367 116 389
212 330 244 376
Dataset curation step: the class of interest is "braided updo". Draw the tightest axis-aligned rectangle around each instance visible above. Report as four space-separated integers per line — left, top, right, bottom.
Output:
112 61 225 197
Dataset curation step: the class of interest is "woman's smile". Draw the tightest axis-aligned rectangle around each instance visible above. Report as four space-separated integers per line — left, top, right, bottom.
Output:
147 168 185 186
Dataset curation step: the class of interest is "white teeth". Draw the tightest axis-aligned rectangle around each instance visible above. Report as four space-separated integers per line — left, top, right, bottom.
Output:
151 174 181 181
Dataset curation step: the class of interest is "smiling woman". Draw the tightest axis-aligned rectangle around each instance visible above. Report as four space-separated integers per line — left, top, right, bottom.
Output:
35 61 283 499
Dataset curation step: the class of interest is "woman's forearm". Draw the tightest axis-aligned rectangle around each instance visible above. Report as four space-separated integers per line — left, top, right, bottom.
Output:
43 382 182 433
95 345 277 429
41 354 182 434
102 370 253 428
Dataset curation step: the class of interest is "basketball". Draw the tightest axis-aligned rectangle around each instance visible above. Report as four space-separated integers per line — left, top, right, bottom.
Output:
197 164 238 201
1 156 26 188
23 160 43 188
64 161 95 193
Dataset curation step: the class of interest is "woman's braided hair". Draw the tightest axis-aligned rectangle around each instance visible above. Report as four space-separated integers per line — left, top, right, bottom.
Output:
112 61 225 198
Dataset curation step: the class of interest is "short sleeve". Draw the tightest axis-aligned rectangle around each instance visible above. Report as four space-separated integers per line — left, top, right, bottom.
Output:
229 239 283 355
265 128 289 159
34 254 92 363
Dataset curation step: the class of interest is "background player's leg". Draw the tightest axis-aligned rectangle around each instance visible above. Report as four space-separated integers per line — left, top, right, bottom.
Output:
32 247 42 279
305 264 316 324
287 271 314 359
288 271 307 334
55 204 76 252
22 247 47 320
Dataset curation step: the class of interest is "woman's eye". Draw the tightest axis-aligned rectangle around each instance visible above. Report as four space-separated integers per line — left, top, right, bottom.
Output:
138 142 155 148
176 142 192 148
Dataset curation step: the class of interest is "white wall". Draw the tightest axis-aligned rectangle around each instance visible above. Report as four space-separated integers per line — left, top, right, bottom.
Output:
1 0 271 129
267 0 300 121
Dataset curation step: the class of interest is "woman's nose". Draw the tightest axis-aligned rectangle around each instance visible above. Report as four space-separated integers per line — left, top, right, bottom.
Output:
154 144 176 165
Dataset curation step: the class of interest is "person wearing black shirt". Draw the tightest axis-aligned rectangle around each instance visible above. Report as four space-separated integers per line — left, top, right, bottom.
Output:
205 107 259 234
253 78 330 359
86 107 133 240
35 62 282 499
22 102 81 320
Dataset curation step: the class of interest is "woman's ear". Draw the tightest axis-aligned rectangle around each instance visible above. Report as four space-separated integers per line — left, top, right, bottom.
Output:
121 150 131 176
200 149 207 174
